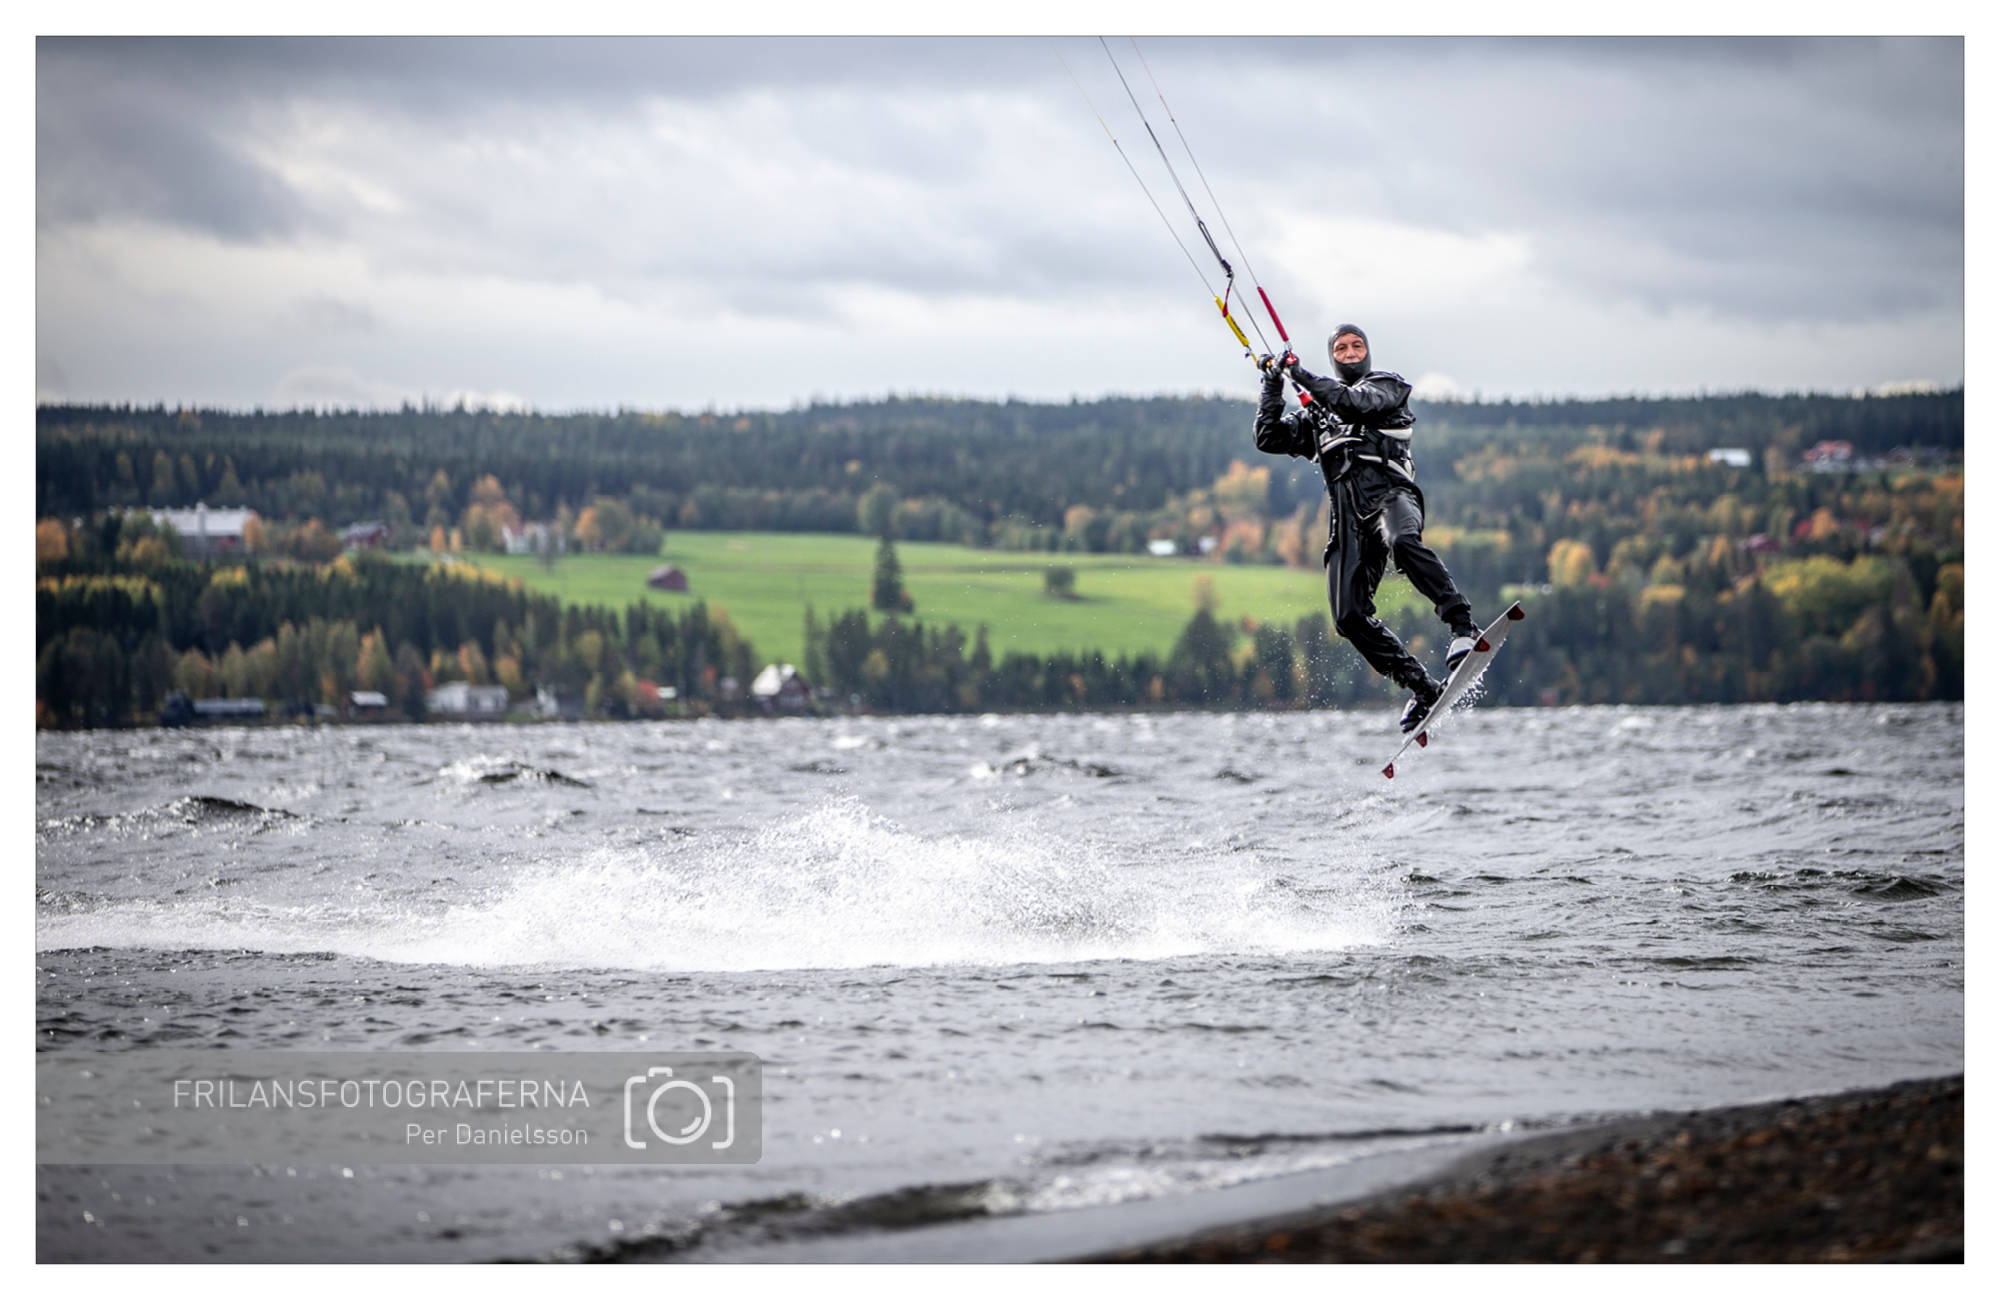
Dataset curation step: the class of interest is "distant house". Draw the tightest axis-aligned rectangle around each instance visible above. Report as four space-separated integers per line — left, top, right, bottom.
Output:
535 686 584 721
161 691 266 726
341 521 391 550
749 663 812 713
1741 534 1782 556
1146 539 1177 557
150 504 255 558
1707 448 1752 468
349 690 389 714
1802 440 1855 471
503 522 563 556
647 564 689 592
426 682 510 719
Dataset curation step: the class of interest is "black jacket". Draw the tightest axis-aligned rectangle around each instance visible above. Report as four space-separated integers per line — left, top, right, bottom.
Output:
1255 363 1421 518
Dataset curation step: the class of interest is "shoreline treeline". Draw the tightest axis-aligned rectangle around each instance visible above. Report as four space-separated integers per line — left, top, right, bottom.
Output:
800 557 1960 714
37 531 1960 728
36 529 756 727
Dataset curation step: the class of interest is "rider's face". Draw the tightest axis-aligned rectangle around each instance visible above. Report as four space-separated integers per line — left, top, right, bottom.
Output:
1332 334 1368 368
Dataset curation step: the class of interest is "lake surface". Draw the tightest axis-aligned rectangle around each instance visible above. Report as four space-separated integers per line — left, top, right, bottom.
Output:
36 702 1964 1261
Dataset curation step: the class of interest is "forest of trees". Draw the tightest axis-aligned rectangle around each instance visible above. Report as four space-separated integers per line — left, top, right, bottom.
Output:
36 516 757 727
801 549 1961 715
35 389 1963 725
35 388 1959 549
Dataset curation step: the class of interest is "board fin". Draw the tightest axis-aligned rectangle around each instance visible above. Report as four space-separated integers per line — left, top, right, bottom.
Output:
1507 605 1525 620
1475 638 1490 652
1382 763 1395 779
1416 731 1428 747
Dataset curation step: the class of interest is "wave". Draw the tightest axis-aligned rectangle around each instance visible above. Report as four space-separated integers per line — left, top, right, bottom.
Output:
545 1125 1483 1261
437 755 590 787
36 794 307 842
34 799 1405 973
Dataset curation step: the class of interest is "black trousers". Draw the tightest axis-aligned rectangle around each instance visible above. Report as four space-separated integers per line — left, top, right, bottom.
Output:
1324 486 1473 691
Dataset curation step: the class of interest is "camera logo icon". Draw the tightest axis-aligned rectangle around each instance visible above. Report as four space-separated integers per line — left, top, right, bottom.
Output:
623 1066 737 1151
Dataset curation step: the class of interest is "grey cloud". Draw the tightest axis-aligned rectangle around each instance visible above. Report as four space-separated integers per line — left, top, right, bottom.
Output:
288 294 377 335
37 355 69 400
1280 38 1962 322
120 78 1173 309
37 69 313 239
1037 38 1961 326
35 36 1962 370
41 36 1961 273
37 36 1054 115
270 363 405 408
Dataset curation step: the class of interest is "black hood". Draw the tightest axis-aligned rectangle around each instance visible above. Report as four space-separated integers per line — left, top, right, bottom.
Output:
1328 324 1370 383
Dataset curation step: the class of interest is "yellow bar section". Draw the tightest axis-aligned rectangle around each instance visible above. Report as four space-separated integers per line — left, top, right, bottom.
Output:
1215 296 1250 349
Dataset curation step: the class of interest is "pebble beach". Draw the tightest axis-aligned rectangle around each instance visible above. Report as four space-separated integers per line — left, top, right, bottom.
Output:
1090 1076 1963 1264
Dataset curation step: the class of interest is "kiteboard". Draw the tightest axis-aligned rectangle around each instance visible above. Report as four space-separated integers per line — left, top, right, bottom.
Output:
1381 601 1525 779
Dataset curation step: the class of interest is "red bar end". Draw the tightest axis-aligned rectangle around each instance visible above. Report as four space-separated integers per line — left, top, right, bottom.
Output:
1258 286 1290 343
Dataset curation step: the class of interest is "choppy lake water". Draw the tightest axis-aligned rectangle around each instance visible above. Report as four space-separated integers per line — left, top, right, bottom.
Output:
36 703 1963 1261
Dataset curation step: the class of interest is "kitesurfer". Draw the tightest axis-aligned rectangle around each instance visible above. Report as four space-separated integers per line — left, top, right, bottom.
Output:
1255 326 1478 732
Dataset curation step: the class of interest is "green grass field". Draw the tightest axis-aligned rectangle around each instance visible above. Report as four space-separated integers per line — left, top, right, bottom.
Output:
473 532 1426 666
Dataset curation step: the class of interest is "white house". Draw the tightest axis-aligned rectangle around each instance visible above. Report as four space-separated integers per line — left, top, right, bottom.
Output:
151 503 256 557
426 682 510 719
750 663 812 712
341 521 391 549
503 522 563 556
535 686 584 721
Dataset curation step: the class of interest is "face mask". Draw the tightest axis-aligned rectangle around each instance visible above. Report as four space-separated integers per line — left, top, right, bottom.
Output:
1327 324 1370 383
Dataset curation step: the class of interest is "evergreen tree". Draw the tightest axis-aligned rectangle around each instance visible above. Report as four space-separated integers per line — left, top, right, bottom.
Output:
802 605 828 686
1165 608 1235 705
870 536 912 613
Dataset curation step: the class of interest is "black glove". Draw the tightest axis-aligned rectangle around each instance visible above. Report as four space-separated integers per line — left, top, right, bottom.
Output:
1258 353 1283 379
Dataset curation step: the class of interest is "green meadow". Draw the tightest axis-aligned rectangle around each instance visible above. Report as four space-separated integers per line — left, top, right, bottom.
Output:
474 532 1426 666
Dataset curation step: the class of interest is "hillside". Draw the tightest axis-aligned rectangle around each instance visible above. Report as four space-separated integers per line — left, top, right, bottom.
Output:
35 389 1963 723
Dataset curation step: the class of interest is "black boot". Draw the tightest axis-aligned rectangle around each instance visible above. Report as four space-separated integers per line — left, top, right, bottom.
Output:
1399 674 1442 733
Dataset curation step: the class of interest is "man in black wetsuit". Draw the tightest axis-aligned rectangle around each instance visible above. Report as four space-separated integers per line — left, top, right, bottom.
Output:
1255 325 1478 732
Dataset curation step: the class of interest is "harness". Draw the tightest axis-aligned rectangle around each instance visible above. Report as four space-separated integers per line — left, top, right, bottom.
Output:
1309 413 1416 486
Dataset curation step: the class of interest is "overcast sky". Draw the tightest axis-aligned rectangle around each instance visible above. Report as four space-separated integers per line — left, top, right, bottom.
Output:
35 35 1964 411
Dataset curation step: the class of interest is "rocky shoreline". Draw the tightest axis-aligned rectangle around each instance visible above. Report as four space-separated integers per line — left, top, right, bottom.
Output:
1084 1075 1962 1264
